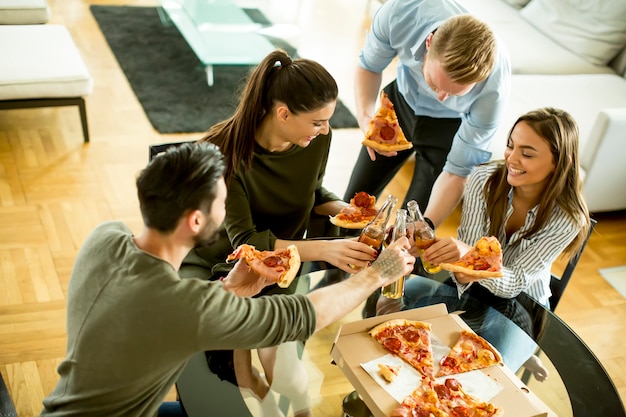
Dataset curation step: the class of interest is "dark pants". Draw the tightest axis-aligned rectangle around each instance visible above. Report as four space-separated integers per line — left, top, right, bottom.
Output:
157 401 188 417
343 81 462 209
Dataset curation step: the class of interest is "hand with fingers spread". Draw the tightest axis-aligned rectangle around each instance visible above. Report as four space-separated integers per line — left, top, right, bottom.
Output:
371 236 415 283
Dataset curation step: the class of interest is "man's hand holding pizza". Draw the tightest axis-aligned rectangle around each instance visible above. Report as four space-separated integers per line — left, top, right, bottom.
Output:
222 258 276 297
360 91 413 161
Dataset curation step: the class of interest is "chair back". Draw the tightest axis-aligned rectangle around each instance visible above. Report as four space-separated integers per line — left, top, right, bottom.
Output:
149 141 195 161
549 218 597 310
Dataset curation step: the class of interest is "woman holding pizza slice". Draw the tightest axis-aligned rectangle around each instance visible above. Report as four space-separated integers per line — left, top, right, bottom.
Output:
380 107 591 378
178 50 380 417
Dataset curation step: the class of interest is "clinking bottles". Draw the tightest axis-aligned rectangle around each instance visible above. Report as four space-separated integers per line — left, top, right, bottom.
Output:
381 208 408 299
407 200 441 274
350 194 398 270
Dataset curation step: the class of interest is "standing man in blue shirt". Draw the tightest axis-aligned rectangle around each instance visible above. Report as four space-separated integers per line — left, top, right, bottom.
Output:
344 0 511 228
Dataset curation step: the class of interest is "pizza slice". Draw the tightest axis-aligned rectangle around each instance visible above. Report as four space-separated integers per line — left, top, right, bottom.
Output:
362 91 413 152
226 244 300 288
436 329 503 377
392 377 503 417
439 236 503 278
329 191 379 229
369 319 435 378
391 379 447 417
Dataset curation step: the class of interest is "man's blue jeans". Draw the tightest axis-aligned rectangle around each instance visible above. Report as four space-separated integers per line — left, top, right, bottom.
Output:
157 401 188 417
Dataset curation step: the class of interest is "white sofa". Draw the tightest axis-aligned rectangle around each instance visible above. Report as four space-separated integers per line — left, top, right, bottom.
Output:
456 0 626 213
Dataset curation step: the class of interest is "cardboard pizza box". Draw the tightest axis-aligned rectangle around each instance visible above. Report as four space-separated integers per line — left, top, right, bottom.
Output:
330 303 555 417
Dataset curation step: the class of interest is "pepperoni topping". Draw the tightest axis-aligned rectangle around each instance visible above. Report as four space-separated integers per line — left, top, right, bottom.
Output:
450 406 471 417
379 125 397 142
360 207 379 218
440 356 458 369
352 191 373 208
445 378 461 391
262 256 284 268
383 337 402 352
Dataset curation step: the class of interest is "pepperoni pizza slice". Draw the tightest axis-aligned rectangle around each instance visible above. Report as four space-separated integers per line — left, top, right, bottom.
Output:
439 236 503 278
329 191 379 229
362 91 413 152
369 319 435 378
437 329 503 377
391 377 503 417
226 244 300 288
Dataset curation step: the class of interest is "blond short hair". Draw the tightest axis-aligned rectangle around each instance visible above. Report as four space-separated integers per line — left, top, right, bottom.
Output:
429 14 497 84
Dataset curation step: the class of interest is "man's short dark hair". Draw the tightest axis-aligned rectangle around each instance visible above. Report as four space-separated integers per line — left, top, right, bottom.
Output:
136 142 225 233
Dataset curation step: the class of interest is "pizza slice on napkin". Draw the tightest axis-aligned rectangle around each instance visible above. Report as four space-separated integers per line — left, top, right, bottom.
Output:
369 319 435 378
437 329 503 377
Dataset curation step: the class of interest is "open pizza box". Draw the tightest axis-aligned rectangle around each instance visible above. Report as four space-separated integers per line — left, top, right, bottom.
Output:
330 303 556 417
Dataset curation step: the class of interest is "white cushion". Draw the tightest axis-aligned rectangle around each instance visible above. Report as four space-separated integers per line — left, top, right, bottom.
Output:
501 0 530 9
0 25 93 100
0 0 50 24
454 0 615 74
488 74 626 166
520 0 626 66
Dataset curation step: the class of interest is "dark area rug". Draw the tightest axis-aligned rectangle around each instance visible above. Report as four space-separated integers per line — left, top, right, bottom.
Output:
90 5 358 133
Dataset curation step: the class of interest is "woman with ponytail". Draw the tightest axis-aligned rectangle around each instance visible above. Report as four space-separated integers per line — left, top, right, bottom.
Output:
180 50 375 417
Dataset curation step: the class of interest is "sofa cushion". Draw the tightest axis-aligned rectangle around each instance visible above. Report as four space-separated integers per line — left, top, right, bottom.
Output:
501 0 530 9
0 25 93 100
0 0 50 24
488 74 626 165
454 0 614 75
520 0 626 66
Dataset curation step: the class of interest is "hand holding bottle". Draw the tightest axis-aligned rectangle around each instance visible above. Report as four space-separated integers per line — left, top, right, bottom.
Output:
350 195 397 270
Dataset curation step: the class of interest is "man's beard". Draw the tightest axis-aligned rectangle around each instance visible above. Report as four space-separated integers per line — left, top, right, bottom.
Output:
193 217 221 247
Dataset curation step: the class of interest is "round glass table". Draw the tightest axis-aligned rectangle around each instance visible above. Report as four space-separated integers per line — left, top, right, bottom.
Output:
304 270 625 417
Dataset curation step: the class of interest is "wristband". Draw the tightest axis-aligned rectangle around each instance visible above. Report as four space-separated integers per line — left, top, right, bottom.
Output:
424 217 435 231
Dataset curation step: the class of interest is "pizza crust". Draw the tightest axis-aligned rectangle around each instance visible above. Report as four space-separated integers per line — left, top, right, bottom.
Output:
368 318 429 337
362 138 413 152
328 215 370 229
277 245 300 288
439 262 503 278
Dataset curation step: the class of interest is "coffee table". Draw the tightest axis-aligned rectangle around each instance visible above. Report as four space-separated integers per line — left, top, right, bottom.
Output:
160 0 276 86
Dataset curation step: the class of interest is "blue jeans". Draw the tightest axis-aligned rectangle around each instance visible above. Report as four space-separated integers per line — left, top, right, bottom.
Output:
157 401 188 417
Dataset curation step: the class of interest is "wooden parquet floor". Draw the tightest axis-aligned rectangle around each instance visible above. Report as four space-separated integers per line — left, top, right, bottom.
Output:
1 1 625 416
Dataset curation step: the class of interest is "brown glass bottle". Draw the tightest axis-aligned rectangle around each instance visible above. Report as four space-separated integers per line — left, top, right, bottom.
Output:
381 208 408 299
349 194 397 270
407 200 441 274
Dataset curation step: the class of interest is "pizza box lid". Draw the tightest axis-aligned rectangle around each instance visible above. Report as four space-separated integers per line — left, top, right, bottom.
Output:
330 303 554 417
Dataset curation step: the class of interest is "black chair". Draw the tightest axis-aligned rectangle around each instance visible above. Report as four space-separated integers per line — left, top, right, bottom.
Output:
519 217 597 385
548 217 597 311
0 374 18 417
149 141 196 160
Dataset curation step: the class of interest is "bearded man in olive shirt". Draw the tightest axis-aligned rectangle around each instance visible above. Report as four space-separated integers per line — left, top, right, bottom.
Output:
39 142 415 417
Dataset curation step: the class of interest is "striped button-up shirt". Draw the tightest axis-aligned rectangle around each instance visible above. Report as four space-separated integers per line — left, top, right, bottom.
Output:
453 163 581 307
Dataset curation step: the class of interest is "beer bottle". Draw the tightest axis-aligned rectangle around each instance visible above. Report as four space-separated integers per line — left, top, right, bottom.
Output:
407 200 441 274
381 208 408 299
